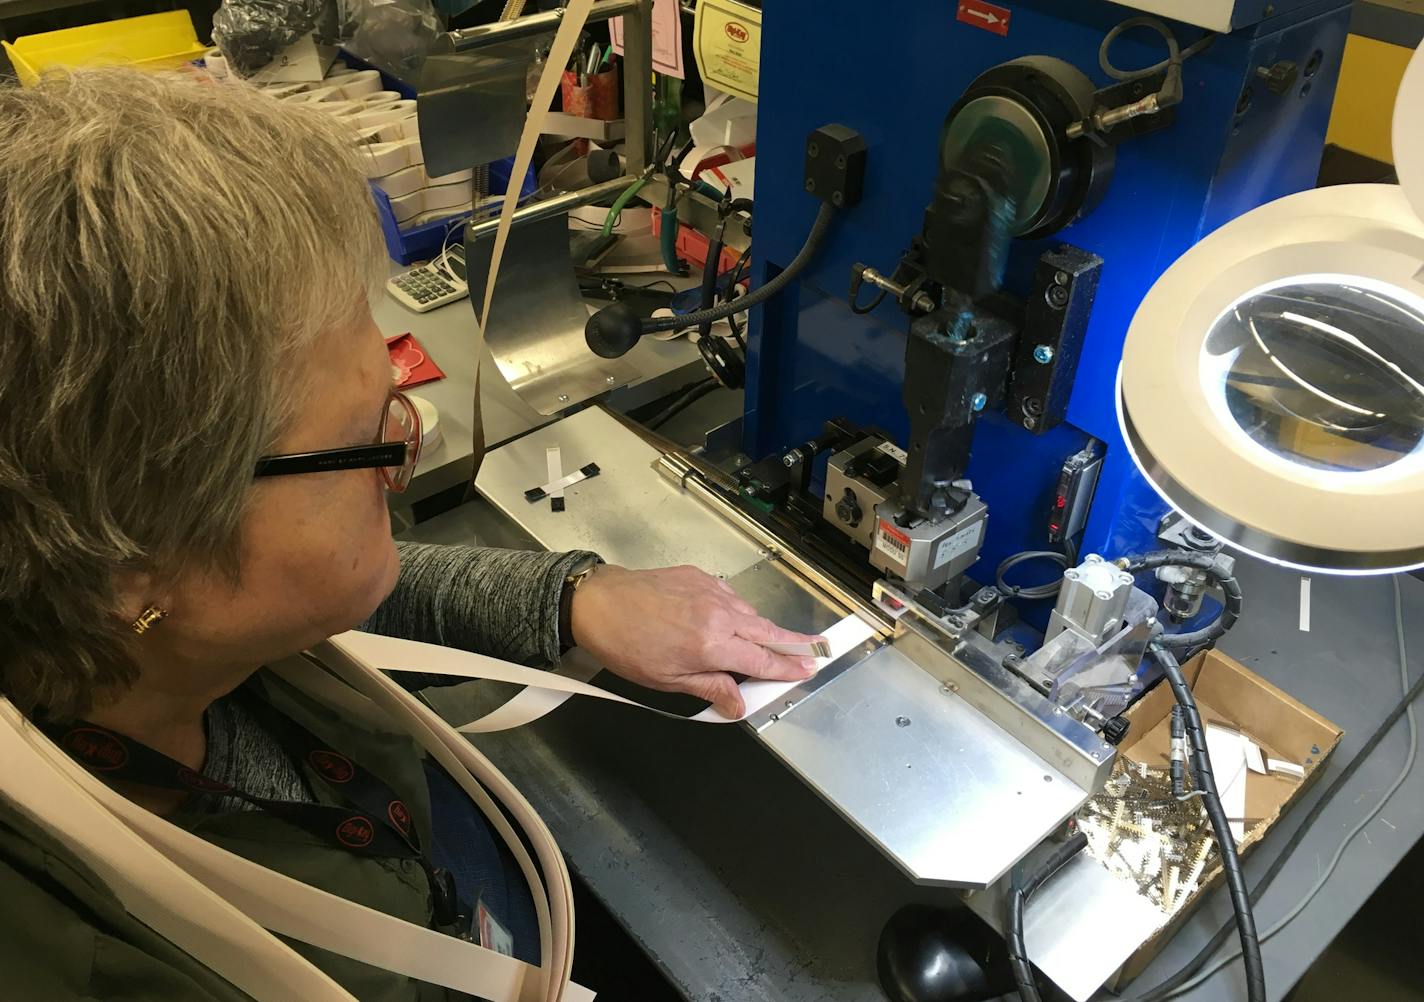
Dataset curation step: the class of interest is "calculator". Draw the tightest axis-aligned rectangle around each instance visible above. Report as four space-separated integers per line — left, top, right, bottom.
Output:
385 244 468 313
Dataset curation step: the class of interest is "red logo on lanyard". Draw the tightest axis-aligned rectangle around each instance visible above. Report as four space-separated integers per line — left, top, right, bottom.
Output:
957 0 1011 36
309 750 355 783
336 816 375 848
388 800 412 836
62 728 129 771
177 767 233 794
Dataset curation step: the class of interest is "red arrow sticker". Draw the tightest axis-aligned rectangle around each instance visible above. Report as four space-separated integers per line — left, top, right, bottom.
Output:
957 0 1011 36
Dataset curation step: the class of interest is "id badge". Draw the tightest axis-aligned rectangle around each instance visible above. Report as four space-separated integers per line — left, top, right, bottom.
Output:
475 897 516 957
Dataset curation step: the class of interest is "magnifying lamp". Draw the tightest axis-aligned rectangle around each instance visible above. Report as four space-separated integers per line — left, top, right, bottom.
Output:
1117 40 1424 575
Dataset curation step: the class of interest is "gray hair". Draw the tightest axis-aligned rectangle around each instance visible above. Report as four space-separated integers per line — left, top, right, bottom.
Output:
0 69 385 719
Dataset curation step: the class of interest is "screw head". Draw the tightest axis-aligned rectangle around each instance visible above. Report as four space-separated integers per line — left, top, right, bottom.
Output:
834 154 847 169
805 178 817 193
1046 284 1070 309
605 375 616 384
807 142 820 158
1033 344 1054 364
970 392 987 412
784 699 795 709
832 190 845 207
895 716 911 728
557 394 570 403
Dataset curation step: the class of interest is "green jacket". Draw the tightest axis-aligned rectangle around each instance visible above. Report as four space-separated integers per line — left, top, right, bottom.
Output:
0 669 460 1002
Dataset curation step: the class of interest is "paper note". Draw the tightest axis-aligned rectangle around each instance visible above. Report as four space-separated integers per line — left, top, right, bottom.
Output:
1205 723 1249 841
693 0 761 102
610 0 685 79
1244 739 1267 775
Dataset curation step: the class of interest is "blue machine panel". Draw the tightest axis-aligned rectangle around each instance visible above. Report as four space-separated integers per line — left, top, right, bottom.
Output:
744 0 1349 583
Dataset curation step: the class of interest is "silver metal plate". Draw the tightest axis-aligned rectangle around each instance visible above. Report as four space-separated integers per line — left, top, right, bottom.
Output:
967 852 1167 1002
474 406 765 578
464 214 693 415
755 642 1090 888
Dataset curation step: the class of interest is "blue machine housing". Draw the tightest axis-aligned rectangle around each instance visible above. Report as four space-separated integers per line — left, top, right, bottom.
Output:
744 0 1350 584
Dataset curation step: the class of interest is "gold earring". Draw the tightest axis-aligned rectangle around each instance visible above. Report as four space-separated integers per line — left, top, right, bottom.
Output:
130 606 168 636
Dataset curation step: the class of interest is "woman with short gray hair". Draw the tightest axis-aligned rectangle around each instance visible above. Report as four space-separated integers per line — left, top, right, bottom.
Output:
0 68 821 1000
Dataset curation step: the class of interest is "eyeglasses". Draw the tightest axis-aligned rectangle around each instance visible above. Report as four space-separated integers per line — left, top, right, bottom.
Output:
253 389 423 493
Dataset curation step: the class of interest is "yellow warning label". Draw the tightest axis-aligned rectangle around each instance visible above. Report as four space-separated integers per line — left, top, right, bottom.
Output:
693 0 762 103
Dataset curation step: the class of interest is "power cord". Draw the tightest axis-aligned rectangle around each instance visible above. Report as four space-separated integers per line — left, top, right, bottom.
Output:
996 539 1079 601
1146 641 1266 1002
1100 16 1215 103
1126 575 1419 1001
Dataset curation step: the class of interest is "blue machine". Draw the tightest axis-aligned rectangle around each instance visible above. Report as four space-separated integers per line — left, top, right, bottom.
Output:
744 0 1351 582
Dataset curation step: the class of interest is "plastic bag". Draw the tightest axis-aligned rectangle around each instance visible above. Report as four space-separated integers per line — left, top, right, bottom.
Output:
212 0 439 80
344 0 442 79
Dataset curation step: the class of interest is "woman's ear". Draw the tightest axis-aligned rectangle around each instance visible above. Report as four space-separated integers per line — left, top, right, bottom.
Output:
111 567 158 625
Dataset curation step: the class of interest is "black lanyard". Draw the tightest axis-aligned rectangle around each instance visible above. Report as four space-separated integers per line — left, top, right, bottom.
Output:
45 703 461 926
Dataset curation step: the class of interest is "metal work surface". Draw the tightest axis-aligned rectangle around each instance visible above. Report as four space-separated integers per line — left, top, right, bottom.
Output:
755 640 1087 889
474 406 764 577
402 493 1424 1000
475 408 1100 889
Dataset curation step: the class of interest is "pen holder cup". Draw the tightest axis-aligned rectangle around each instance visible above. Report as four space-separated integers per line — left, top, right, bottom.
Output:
561 66 620 121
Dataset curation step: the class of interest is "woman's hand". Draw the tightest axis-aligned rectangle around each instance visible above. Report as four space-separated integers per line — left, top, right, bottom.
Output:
568 564 827 718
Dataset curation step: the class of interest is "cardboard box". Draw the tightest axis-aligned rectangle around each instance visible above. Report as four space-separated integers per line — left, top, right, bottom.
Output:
1109 649 1343 987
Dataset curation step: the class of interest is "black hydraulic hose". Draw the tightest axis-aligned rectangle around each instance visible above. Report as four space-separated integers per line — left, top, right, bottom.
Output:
1006 832 1090 1002
1121 551 1242 652
645 378 719 431
1125 657 1424 1001
1148 642 1266 1002
636 203 836 335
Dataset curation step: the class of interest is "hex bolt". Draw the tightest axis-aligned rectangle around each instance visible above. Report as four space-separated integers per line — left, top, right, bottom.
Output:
971 392 987 412
1033 344 1054 364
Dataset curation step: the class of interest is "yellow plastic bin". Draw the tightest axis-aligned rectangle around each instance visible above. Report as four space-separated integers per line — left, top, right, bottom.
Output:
2 11 210 87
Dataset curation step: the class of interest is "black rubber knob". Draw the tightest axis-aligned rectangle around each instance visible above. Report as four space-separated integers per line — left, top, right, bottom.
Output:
1102 715 1131 747
585 301 646 359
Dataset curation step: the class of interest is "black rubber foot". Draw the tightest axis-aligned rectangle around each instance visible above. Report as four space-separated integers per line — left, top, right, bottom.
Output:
877 905 1010 1002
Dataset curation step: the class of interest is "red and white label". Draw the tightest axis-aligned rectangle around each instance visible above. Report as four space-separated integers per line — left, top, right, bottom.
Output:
875 519 911 564
957 0 1011 36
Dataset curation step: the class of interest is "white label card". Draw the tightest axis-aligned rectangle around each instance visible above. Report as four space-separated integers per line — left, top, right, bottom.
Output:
934 522 983 570
876 440 908 465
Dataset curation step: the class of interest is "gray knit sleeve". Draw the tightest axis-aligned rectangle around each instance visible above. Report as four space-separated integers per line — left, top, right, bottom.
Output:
360 541 599 677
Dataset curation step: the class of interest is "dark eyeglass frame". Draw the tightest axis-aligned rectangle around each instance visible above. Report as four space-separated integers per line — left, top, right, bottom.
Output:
253 389 422 493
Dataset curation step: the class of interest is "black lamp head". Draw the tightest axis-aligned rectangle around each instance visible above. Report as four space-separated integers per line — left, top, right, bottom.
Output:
585 301 646 359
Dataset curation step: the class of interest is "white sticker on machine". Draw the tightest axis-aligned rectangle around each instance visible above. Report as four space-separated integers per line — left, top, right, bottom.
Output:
876 440 908 465
933 521 983 569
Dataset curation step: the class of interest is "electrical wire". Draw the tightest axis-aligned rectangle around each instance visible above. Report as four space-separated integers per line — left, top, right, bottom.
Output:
1007 832 1091 1001
633 203 837 335
644 378 720 431
1136 576 1418 1001
1100 17 1215 83
1120 551 1242 654
996 538 1079 601
1148 642 1266 1002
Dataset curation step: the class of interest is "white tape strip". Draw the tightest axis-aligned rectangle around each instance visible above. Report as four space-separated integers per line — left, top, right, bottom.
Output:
1299 576 1312 632
331 612 880 732
545 446 564 510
